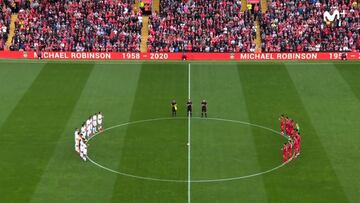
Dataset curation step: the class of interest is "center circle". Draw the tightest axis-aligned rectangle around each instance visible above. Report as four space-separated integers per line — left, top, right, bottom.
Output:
87 117 291 183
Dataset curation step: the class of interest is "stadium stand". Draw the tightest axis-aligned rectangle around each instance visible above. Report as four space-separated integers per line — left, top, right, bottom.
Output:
260 0 359 52
0 2 12 50
10 0 142 52
3 0 359 53
147 0 256 52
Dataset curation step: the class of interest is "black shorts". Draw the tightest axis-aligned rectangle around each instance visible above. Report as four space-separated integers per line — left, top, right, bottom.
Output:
187 106 192 112
172 107 176 112
202 107 207 112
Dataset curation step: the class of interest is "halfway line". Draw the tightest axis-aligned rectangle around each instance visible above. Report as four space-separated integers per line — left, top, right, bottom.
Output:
187 63 191 203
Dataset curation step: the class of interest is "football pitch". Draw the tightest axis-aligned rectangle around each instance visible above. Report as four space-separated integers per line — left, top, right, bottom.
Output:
0 60 359 203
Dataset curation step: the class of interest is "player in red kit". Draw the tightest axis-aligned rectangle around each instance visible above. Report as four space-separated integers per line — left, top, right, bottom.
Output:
294 131 301 157
293 134 298 158
279 116 301 161
287 141 293 160
279 115 285 135
285 117 291 136
282 143 288 163
289 119 295 137
289 124 295 139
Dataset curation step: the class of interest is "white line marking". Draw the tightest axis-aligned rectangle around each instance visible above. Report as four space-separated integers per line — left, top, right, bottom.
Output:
187 63 191 203
87 117 293 183
188 63 191 100
87 152 293 183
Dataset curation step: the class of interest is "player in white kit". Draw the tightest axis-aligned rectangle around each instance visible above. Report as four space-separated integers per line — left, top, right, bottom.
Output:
97 112 103 132
80 138 88 161
92 113 97 134
86 117 92 139
80 123 86 139
74 128 80 153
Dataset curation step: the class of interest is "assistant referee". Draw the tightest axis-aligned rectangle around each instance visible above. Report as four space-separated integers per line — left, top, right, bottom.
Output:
171 100 177 117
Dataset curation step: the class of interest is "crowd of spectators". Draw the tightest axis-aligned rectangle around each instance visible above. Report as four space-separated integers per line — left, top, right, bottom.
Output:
0 1 12 50
10 0 142 52
147 0 256 52
260 0 359 52
3 0 359 53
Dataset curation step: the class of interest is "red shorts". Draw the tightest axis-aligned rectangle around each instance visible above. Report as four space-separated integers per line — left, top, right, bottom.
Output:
283 154 287 162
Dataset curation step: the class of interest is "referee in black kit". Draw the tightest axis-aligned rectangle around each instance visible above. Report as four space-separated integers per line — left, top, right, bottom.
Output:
201 100 208 118
171 100 177 117
187 99 193 117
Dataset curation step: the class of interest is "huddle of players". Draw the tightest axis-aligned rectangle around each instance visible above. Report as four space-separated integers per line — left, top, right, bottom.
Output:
171 99 208 117
280 115 301 163
74 112 104 161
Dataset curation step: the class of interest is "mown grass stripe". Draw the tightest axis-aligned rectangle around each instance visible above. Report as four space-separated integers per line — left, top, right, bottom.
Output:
288 63 359 203
29 64 142 203
0 63 94 203
238 63 348 203
110 63 188 203
190 63 269 203
0 63 43 126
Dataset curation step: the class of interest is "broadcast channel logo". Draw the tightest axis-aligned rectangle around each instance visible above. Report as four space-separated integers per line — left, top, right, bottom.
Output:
323 10 346 26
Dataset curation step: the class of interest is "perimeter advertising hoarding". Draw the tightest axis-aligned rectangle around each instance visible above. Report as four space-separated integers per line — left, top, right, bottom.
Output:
247 0 260 3
0 51 359 60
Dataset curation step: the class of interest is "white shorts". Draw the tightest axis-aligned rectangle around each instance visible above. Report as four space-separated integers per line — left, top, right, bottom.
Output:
82 148 87 156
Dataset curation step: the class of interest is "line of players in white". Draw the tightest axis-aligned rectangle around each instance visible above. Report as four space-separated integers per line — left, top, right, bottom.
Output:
74 112 103 161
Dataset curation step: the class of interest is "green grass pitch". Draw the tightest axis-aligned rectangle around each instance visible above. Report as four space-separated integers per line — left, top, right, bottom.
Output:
0 60 359 203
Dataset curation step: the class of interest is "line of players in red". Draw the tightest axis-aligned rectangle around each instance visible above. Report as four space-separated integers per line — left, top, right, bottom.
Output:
280 115 301 163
